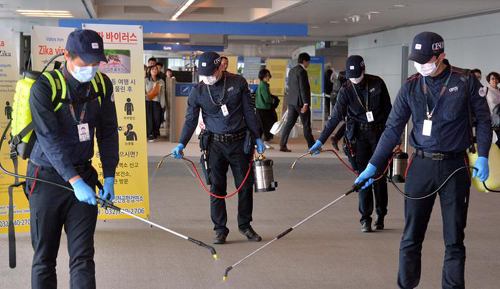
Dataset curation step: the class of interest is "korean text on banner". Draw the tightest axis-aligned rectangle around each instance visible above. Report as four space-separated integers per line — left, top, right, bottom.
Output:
0 28 27 234
83 23 149 220
31 26 77 71
265 59 288 119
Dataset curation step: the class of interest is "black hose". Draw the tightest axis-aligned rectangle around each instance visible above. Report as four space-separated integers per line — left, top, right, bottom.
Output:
389 166 500 200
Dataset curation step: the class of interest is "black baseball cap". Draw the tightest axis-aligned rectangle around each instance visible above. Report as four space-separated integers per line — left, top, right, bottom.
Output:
65 30 107 64
408 32 444 64
345 55 365 78
198 52 221 76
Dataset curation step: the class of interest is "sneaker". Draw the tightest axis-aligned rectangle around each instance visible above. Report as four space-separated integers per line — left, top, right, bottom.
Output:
148 135 155 143
239 227 262 242
264 141 274 150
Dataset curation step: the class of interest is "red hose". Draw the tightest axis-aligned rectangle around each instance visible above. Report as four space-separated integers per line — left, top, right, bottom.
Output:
183 153 254 199
324 147 401 182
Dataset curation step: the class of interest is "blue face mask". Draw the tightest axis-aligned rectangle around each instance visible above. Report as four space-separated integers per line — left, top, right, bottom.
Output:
72 63 98 83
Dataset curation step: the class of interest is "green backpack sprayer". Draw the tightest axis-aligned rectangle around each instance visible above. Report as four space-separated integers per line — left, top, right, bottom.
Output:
3 54 217 269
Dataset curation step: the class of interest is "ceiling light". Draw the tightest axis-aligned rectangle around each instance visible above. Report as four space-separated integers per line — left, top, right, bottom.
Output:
176 42 180 45
171 0 195 20
16 9 73 18
310 26 319 29
394 4 407 8
329 21 339 24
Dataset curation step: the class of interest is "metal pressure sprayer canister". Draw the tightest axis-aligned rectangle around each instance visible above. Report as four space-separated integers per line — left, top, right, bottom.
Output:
391 152 408 183
253 153 278 192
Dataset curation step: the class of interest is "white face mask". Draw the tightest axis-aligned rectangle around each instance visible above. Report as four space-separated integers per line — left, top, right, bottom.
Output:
72 63 98 83
414 60 440 77
199 75 218 85
349 72 364 84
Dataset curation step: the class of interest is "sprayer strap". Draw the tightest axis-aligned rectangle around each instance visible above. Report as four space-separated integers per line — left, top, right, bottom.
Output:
11 122 34 146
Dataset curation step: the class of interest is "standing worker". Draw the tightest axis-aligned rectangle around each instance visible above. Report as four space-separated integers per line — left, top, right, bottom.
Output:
26 30 118 289
355 32 491 289
171 52 265 245
309 55 393 232
279 53 315 152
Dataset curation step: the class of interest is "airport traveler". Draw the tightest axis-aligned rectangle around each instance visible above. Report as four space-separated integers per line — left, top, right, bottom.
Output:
354 31 491 289
26 29 118 289
147 57 156 68
156 62 166 81
279 52 315 152
145 65 165 142
171 51 265 245
220 56 229 72
484 72 500 144
255 68 276 149
309 55 393 232
324 63 334 118
166 68 174 79
471 68 482 82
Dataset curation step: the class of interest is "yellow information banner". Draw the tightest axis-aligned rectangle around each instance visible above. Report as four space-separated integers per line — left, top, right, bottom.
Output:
84 23 150 219
265 59 287 96
0 28 28 234
31 26 77 71
226 56 238 74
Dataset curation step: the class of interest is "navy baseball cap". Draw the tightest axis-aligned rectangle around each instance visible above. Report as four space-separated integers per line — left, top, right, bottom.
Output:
198 52 221 76
345 55 365 78
408 32 444 64
65 30 107 64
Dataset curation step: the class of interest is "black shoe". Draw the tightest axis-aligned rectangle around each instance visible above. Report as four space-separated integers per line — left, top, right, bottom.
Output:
239 227 262 242
213 231 227 245
373 216 385 230
361 221 372 233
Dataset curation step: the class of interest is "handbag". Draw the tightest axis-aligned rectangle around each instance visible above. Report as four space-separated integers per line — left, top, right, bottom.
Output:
270 110 289 137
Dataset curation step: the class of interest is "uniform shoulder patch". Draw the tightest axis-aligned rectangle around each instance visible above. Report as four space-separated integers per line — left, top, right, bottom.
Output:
406 73 421 82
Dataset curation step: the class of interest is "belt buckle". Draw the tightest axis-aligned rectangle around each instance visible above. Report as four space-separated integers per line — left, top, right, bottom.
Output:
432 153 444 161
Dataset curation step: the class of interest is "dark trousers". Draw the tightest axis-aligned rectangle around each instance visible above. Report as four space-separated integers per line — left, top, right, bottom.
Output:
354 130 388 223
398 154 471 289
324 97 331 118
208 139 254 234
279 104 315 148
26 162 98 289
146 100 162 138
257 108 275 141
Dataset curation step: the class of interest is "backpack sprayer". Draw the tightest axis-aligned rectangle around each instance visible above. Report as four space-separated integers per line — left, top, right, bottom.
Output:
1 55 218 269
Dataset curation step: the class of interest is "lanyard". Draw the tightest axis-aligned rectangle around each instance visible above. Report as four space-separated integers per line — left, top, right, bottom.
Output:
63 68 91 124
352 81 369 111
422 67 453 120
207 75 227 106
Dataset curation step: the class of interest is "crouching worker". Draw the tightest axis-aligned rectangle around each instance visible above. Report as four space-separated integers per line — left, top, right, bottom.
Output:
26 30 118 289
171 52 265 245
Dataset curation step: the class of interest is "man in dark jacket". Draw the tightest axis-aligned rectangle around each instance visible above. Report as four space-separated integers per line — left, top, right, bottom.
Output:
279 52 315 152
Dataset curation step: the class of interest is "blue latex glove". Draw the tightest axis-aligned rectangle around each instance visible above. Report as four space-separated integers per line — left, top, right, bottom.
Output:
71 179 97 205
255 138 265 154
309 140 323 155
100 177 115 201
354 163 377 190
171 143 185 159
472 156 489 182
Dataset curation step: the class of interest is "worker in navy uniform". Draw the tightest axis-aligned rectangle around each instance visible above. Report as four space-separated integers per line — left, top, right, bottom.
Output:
355 32 491 289
26 30 118 289
171 52 266 245
309 55 393 232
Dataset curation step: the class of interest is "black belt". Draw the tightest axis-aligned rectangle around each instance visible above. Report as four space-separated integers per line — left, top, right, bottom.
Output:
415 150 466 161
357 123 386 131
30 160 92 173
212 131 246 142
